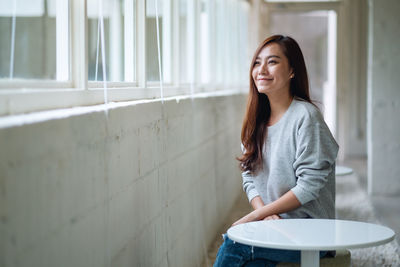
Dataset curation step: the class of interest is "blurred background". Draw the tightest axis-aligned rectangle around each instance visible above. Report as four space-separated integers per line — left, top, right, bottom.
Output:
0 0 399 266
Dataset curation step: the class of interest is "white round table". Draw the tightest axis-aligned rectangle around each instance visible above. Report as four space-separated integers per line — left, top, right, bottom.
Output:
227 219 395 267
335 165 353 176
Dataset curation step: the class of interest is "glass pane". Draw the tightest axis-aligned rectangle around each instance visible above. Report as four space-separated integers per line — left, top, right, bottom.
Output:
215 0 224 84
88 0 125 82
238 1 250 86
179 0 187 83
199 0 209 84
0 0 59 80
146 0 163 82
124 0 136 82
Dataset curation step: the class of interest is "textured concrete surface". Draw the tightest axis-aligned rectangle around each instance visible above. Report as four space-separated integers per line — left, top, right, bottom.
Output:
367 0 400 195
0 93 247 267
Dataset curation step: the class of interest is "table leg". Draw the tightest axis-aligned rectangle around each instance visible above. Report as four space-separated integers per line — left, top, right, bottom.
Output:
301 250 319 267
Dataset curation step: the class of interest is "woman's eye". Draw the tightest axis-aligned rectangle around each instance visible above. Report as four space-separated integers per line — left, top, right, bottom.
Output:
253 61 260 66
268 60 277 65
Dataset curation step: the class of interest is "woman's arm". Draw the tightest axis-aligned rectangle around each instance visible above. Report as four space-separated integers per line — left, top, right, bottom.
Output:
250 196 265 210
233 190 301 226
251 196 281 220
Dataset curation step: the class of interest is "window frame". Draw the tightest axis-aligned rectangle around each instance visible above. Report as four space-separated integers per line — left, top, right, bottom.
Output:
0 0 250 117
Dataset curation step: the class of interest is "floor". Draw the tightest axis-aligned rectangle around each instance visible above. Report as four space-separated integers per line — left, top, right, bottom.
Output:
202 156 400 266
372 195 400 245
344 157 400 245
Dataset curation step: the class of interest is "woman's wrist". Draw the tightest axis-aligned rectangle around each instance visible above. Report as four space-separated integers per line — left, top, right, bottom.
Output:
251 209 263 221
251 196 265 210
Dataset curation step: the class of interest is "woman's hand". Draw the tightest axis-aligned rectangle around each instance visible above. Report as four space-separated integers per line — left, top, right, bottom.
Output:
263 214 281 220
232 191 300 226
232 210 260 226
232 212 282 226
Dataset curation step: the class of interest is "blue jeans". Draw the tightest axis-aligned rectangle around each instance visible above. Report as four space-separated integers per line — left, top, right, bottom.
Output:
214 234 327 267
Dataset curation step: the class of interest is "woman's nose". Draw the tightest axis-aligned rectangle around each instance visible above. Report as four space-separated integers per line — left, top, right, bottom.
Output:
259 62 268 74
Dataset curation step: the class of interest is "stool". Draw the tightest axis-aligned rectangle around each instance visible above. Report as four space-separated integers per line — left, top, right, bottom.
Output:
335 165 353 176
277 249 351 267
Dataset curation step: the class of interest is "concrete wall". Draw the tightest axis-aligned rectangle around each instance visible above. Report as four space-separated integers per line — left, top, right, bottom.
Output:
0 93 246 267
367 0 400 195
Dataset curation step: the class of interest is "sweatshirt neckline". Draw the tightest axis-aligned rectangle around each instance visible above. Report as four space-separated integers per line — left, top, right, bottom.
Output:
267 98 296 130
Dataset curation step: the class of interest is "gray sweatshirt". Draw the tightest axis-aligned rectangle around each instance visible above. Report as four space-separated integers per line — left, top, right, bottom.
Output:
242 98 339 219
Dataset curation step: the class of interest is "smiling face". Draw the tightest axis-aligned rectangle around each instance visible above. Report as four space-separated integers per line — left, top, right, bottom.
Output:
252 43 294 97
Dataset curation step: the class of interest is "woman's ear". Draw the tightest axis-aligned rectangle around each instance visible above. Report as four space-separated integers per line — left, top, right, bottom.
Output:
289 68 295 79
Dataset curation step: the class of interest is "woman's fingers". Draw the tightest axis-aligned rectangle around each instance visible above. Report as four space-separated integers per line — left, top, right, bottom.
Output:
232 210 260 226
263 214 281 220
233 214 281 226
232 216 247 226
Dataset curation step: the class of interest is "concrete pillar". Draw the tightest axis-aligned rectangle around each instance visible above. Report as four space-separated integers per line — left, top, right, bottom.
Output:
336 0 368 160
367 0 400 195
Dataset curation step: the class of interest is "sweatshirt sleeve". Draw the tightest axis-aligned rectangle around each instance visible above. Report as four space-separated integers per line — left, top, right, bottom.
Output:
242 170 259 202
290 112 339 205
240 143 260 202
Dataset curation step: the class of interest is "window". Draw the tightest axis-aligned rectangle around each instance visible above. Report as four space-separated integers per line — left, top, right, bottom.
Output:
238 0 250 86
146 0 173 84
179 0 188 84
87 0 126 82
199 0 210 84
213 0 249 87
0 0 249 117
0 0 69 81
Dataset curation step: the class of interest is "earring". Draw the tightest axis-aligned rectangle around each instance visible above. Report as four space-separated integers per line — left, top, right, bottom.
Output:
290 74 294 79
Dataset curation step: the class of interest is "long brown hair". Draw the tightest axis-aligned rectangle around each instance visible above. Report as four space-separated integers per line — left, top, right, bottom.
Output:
238 35 312 173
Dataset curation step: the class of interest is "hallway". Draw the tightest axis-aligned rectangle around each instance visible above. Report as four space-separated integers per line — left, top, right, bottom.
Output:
1 0 400 266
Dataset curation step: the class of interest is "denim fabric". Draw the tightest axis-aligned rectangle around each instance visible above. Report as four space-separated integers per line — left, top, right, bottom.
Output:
213 234 327 267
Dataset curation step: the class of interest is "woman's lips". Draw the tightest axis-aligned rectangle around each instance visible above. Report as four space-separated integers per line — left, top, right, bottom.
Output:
258 78 272 82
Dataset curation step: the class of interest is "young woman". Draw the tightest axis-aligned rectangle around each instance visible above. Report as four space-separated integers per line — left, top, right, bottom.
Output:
214 35 339 266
